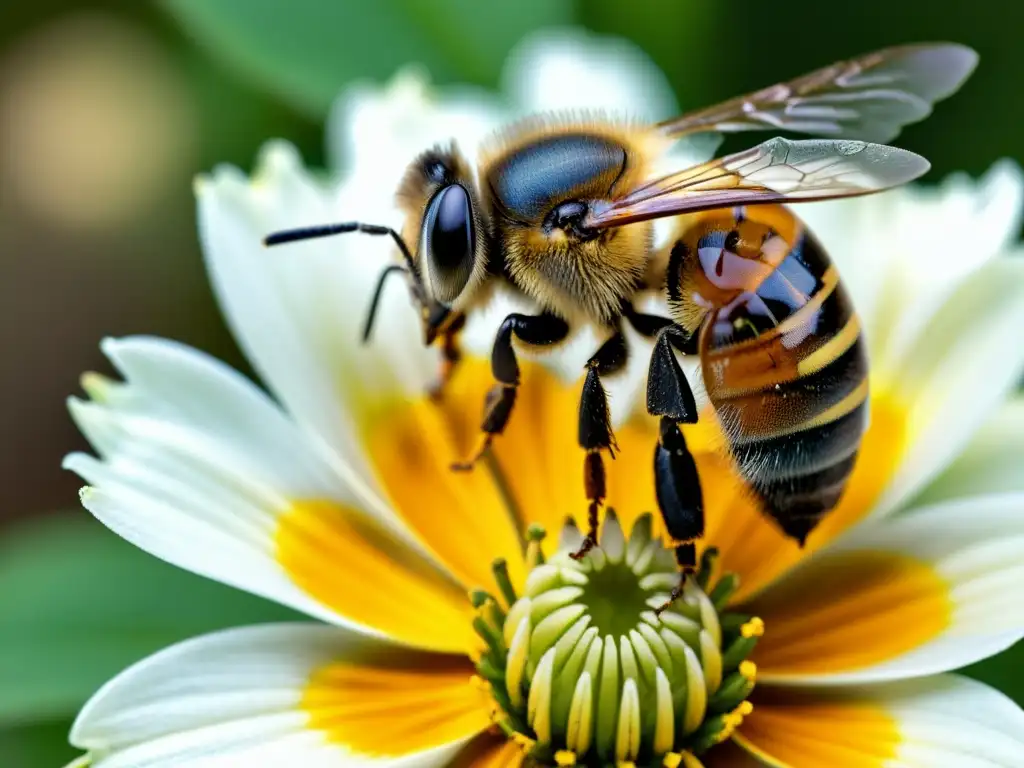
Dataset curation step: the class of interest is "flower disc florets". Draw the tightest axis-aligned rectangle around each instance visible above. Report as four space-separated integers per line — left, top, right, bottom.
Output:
472 512 763 767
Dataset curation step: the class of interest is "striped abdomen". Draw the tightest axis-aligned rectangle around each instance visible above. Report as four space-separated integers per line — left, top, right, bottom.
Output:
673 205 868 544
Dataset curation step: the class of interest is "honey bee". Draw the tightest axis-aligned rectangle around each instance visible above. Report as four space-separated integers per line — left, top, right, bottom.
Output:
265 43 976 600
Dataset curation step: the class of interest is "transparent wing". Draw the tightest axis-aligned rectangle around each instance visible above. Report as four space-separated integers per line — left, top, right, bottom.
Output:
658 43 978 143
582 137 929 229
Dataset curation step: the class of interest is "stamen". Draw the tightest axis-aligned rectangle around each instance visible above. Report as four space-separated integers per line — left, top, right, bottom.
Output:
720 622 763 670
708 573 739 610
526 524 548 570
740 660 757 681
491 558 518 607
695 547 719 591
741 617 765 638
476 514 761 766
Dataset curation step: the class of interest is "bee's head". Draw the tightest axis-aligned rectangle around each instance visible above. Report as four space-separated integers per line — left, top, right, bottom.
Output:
261 144 486 350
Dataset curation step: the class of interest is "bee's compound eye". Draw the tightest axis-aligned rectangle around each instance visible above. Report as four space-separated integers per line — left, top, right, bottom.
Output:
423 184 476 305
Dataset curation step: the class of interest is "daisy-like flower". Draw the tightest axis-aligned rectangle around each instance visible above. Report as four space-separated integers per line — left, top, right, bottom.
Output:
64 29 1024 768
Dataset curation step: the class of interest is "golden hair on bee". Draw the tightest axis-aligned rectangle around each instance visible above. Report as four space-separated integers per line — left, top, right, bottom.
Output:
476 112 672 326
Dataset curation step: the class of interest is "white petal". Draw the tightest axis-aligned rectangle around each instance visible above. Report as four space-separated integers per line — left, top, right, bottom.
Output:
80 337 351 501
503 27 678 121
327 67 504 181
913 396 1024 505
758 494 1024 686
72 624 479 768
501 28 721 180
873 257 1024 516
196 141 437 494
66 337 465 649
736 675 1024 768
886 675 1024 765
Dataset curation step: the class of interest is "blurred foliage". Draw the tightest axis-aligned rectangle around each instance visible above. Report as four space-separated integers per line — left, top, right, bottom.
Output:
0 720 78 767
162 0 573 113
2 0 1023 764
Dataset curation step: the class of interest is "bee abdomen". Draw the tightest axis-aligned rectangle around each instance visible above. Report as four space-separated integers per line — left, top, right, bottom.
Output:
719 328 869 544
731 395 868 544
695 218 870 544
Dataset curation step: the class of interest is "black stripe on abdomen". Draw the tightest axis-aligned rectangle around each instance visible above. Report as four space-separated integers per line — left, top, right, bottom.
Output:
731 401 868 544
714 334 868 443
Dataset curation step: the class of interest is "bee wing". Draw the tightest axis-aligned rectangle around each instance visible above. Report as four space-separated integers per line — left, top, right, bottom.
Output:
658 43 977 143
583 137 929 230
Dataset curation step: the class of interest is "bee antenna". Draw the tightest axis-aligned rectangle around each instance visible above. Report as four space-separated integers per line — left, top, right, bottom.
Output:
362 264 407 344
263 221 417 274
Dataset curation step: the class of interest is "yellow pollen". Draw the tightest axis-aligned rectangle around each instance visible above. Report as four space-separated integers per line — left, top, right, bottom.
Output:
739 661 757 681
662 753 683 768
714 701 755 746
512 732 535 751
555 750 578 766
618 762 636 768
741 617 765 638
679 754 704 768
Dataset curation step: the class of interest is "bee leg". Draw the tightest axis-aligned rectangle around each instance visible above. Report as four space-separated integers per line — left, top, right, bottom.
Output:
428 313 467 400
451 311 569 471
646 329 705 615
622 305 700 354
654 419 704 615
621 304 674 338
570 331 628 560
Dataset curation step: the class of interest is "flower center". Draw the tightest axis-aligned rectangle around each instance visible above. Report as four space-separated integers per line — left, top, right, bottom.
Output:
471 511 763 768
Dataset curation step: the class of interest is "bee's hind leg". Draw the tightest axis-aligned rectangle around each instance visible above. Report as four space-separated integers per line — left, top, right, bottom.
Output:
646 328 705 615
451 311 569 472
570 331 628 561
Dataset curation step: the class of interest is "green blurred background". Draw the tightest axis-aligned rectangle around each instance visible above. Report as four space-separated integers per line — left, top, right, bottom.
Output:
1 1 1022 763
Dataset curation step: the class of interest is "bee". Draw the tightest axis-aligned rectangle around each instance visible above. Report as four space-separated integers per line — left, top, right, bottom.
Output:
265 43 976 601
659 204 869 548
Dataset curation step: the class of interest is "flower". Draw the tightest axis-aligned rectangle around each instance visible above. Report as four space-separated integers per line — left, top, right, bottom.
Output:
64 28 1024 768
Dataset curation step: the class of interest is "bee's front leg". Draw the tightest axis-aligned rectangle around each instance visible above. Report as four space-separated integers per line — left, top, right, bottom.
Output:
450 311 569 471
570 330 628 561
427 313 467 400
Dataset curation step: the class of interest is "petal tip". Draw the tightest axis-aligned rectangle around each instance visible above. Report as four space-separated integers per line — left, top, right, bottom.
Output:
255 139 304 182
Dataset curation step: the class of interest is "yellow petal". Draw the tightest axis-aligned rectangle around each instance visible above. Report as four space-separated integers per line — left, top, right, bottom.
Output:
491 364 665 554
734 692 899 768
745 550 950 679
277 499 478 653
303 651 491 757
357 358 526 590
490 361 584 546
